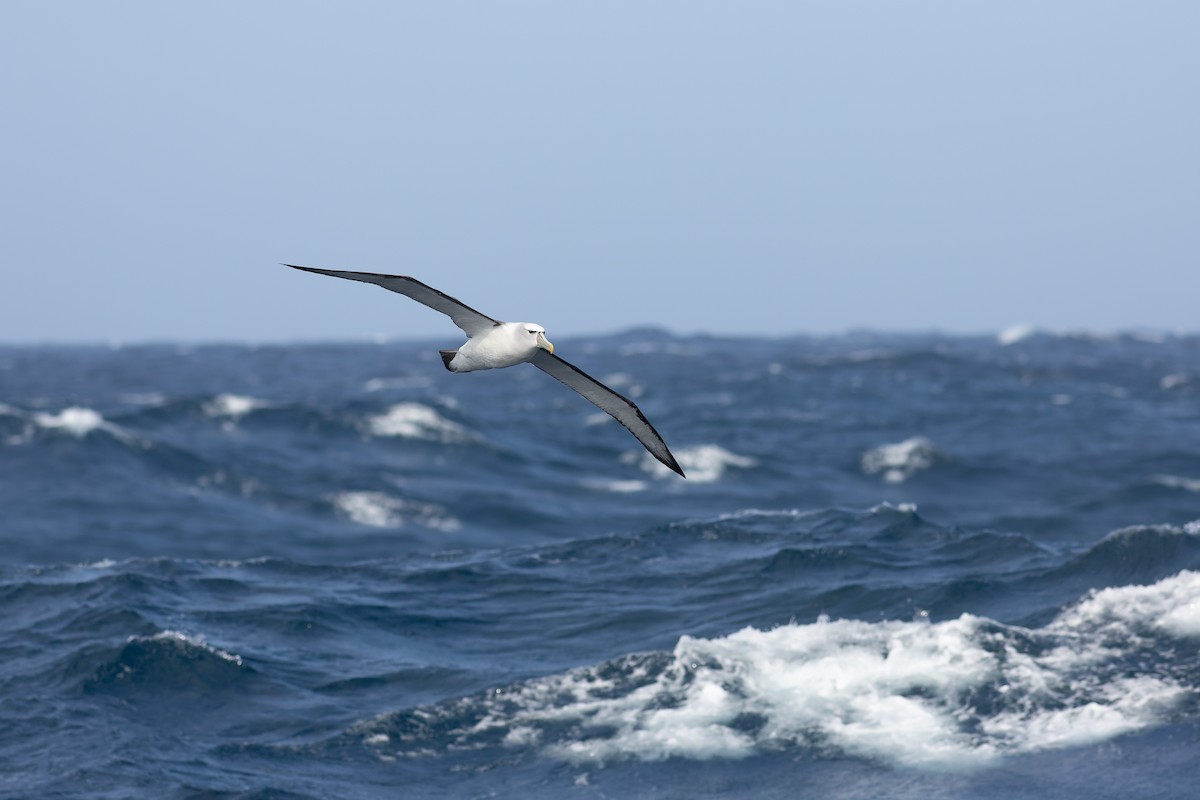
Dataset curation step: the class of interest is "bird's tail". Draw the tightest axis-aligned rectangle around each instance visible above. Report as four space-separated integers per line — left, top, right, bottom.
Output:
439 350 458 372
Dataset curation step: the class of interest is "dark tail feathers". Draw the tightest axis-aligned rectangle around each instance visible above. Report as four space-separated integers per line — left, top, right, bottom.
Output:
439 350 457 371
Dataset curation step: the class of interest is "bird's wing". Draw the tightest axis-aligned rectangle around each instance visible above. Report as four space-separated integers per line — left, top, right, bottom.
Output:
285 264 499 338
530 350 685 477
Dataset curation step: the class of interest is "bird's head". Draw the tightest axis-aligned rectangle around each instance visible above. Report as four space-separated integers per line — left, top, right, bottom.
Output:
521 324 554 354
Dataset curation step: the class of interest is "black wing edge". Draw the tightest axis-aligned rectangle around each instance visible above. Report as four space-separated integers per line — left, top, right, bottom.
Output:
281 264 500 325
537 353 686 478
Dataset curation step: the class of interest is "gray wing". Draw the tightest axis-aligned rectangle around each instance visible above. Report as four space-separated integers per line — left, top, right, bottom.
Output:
285 264 499 338
530 350 685 477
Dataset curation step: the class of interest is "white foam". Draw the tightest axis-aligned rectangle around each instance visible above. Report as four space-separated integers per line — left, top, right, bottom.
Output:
145 630 244 666
366 403 477 443
332 491 461 532
712 507 827 523
433 570 1200 769
861 436 940 483
998 324 1037 345
631 444 757 483
1151 474 1200 493
582 478 648 493
872 501 919 514
1160 373 1191 391
1051 567 1200 642
33 406 112 438
204 393 268 419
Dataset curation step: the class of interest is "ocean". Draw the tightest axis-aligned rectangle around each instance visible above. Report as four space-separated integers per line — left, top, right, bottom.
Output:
2 329 1198 798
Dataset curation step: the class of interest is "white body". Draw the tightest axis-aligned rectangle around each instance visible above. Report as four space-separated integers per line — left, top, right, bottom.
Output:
447 322 552 372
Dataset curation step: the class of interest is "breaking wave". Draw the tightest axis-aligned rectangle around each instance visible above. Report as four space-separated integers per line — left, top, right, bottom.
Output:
352 569 1200 769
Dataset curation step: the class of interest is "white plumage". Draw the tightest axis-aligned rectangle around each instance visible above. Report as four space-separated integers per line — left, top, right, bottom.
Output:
286 264 685 477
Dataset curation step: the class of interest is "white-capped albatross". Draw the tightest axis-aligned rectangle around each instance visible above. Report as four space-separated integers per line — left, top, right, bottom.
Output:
286 264 685 477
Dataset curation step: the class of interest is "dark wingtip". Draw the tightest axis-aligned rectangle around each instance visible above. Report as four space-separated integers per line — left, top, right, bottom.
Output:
662 453 686 478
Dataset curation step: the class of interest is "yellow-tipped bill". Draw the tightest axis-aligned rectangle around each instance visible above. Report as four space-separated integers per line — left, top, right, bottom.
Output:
536 332 554 354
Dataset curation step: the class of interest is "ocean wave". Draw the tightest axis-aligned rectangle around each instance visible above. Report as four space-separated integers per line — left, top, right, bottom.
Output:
0 403 34 445
998 324 1037 346
582 477 649 493
352 570 1200 769
1151 474 1200 493
203 393 271 419
1045 520 1200 588
332 491 461 532
29 406 142 447
1160 373 1192 391
117 392 168 407
365 402 479 443
86 629 252 694
630 444 757 483
861 437 943 483
33 406 111 437
362 375 434 392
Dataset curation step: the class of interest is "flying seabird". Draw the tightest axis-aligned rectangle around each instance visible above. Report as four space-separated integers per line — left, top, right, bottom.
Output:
286 265 685 477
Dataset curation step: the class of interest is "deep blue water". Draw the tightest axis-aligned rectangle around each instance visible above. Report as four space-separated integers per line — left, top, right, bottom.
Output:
2 330 1199 798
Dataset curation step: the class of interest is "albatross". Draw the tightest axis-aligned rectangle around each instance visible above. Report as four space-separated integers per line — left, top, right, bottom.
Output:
286 264 685 477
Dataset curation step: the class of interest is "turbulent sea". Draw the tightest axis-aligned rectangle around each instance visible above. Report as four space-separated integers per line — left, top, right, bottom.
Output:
2 329 1200 799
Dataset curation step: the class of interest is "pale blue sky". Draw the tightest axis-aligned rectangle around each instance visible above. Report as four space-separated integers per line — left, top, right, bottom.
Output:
2 1 1197 342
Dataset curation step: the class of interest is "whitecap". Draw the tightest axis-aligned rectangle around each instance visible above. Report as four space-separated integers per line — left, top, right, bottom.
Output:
630 444 757 483
872 501 919 514
582 478 648 493
434 570 1200 768
1150 474 1200 493
145 630 244 667
997 324 1037 345
366 403 477 443
712 507 825 523
861 436 941 483
204 393 269 419
332 491 461 532
1160 373 1191 391
33 406 124 439
1051 565 1200 641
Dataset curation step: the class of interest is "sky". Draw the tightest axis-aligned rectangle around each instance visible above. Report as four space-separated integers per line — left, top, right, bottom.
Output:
1 1 1197 343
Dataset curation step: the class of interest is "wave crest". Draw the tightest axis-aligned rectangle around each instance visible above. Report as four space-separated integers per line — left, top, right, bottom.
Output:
353 570 1200 768
861 437 943 483
366 403 478 443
